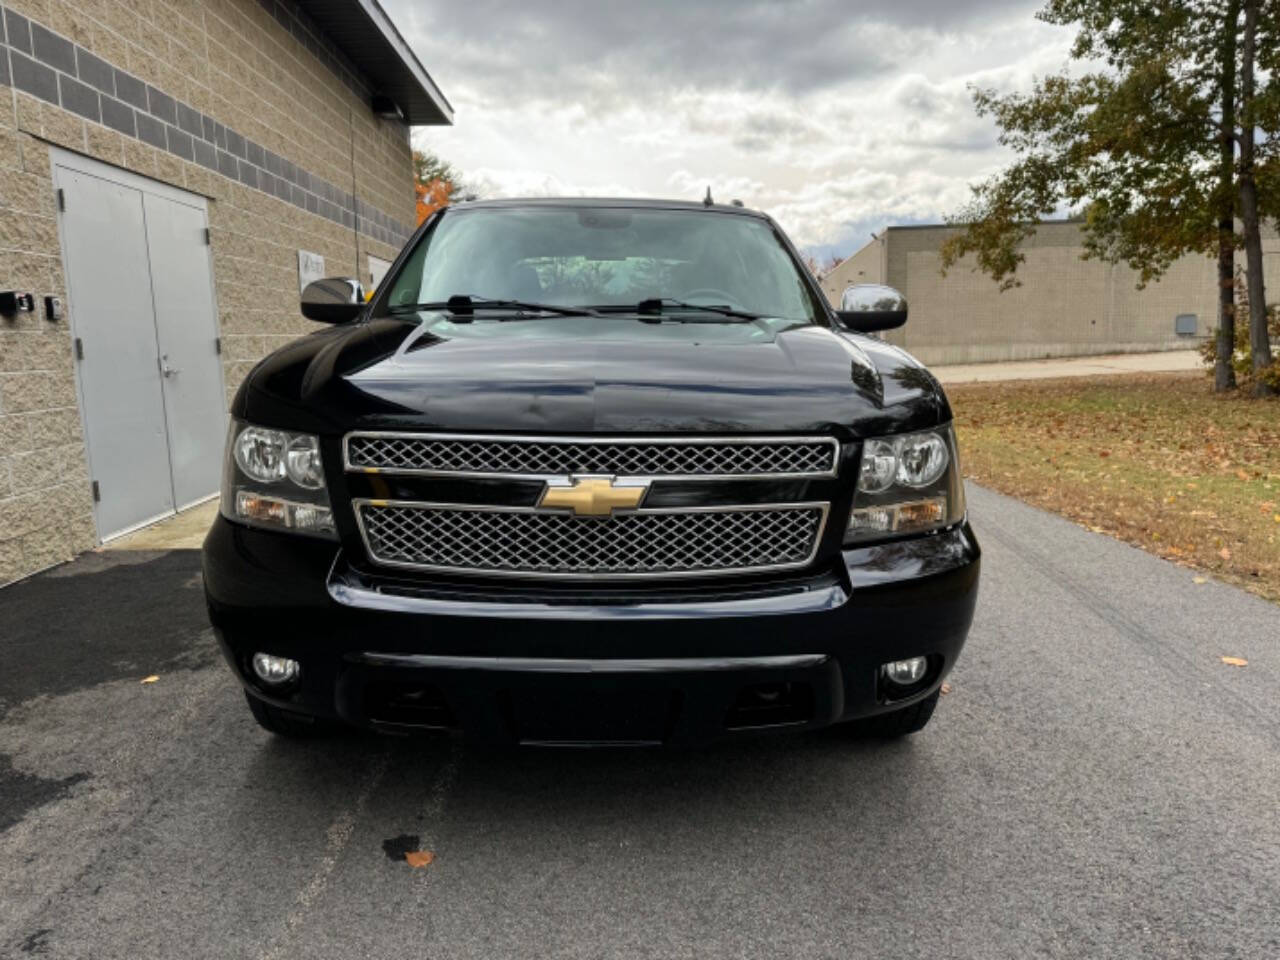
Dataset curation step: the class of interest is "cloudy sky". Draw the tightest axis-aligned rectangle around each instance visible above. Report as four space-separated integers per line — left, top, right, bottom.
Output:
382 0 1075 262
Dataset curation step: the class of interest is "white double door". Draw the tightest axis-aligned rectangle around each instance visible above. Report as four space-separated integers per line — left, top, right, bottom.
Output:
54 149 227 540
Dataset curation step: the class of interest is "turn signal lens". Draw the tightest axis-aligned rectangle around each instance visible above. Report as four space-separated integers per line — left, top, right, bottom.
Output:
847 505 895 535
236 491 288 525
895 497 947 529
848 497 946 537
235 490 334 534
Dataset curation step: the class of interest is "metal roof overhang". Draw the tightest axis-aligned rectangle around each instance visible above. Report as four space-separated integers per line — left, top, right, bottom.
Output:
295 0 453 125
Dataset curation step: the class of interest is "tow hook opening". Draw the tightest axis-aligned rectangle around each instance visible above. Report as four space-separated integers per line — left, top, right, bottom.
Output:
725 681 814 730
364 680 456 729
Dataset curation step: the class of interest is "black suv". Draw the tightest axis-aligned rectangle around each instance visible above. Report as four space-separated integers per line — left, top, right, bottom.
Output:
202 198 979 745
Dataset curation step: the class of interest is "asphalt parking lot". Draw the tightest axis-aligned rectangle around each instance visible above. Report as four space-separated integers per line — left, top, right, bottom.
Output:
2 483 1278 959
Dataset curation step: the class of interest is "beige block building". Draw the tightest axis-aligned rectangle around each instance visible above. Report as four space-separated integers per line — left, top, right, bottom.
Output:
820 220 1280 366
0 0 450 585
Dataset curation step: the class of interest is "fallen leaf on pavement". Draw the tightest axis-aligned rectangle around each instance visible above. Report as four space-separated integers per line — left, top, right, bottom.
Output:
940 682 952 695
404 850 435 868
1192 577 1208 584
141 675 159 684
1220 656 1248 667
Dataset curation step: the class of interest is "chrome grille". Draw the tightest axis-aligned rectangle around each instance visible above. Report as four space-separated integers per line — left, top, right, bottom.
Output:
355 501 828 578
344 433 838 478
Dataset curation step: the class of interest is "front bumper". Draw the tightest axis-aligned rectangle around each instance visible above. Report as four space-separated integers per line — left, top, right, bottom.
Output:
203 515 979 745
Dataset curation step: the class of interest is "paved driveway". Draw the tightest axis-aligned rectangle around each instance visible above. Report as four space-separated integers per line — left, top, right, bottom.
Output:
931 349 1202 384
1 484 1277 959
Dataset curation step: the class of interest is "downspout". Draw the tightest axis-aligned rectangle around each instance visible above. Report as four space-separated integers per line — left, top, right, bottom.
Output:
348 106 361 282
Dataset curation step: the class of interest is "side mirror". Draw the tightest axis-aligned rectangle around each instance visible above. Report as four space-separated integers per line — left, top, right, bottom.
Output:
301 277 366 323
835 283 907 333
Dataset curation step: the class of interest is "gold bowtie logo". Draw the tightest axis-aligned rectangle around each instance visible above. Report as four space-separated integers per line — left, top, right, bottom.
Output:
538 475 649 517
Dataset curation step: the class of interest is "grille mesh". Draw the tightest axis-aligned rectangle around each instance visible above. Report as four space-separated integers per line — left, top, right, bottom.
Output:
346 435 836 478
357 503 825 577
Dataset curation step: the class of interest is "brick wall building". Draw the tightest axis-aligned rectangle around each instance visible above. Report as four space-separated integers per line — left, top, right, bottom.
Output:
0 0 450 585
821 220 1280 366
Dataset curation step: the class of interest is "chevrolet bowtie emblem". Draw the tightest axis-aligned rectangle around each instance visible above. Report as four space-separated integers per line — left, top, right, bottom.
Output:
538 475 649 517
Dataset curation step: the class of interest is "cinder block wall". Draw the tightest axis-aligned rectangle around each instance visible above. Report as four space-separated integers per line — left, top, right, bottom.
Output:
819 234 883 304
0 0 418 585
819 221 1280 366
882 223 1218 365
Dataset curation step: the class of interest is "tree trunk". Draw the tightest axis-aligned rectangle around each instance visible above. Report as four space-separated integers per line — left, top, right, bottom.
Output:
1215 0 1239 392
1239 0 1275 395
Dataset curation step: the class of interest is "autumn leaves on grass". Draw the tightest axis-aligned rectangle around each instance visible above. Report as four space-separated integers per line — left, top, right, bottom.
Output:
950 372 1280 604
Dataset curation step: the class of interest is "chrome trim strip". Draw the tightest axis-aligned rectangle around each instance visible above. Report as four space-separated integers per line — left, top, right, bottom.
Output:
349 652 830 673
342 431 842 480
327 575 849 620
351 498 831 580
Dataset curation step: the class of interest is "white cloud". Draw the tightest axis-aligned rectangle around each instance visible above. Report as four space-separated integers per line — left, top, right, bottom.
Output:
391 0 1075 256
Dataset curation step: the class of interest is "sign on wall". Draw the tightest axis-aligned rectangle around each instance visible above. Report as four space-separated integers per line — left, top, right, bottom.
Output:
297 250 325 293
368 255 392 292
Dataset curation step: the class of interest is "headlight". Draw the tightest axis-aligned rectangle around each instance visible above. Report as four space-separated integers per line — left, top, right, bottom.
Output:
858 439 897 493
894 432 949 487
221 421 336 539
846 425 964 544
234 427 288 482
285 435 325 489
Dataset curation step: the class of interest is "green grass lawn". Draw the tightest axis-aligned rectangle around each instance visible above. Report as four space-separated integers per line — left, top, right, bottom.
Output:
948 371 1280 603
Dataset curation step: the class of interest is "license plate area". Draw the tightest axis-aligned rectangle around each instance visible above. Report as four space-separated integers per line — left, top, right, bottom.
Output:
506 677 676 745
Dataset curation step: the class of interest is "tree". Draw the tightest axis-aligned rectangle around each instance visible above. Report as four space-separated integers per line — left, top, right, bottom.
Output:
802 252 845 281
1237 0 1275 394
413 149 467 224
1215 0 1240 392
939 0 1279 394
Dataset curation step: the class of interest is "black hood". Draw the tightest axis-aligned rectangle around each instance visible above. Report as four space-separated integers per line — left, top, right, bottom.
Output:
239 315 949 439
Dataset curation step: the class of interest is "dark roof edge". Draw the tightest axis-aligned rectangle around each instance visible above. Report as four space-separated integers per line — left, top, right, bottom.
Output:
356 0 453 121
825 216 1087 275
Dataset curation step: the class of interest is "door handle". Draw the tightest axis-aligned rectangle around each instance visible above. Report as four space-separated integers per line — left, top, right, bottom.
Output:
159 355 181 378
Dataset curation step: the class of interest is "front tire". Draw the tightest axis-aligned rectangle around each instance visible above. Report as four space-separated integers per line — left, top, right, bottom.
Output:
244 691 337 738
848 690 939 738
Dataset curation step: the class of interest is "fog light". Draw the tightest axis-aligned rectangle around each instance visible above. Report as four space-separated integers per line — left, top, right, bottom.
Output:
882 656 928 686
252 652 300 685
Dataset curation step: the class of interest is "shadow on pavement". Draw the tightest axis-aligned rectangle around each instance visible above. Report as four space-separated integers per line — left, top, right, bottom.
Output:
0 549 215 715
229 721 943 849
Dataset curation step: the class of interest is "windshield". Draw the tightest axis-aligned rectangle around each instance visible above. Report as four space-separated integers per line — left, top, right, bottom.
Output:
380 206 824 324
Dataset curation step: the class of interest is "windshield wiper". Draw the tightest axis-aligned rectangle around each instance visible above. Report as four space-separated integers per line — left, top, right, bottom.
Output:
595 298 763 322
387 294 602 319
